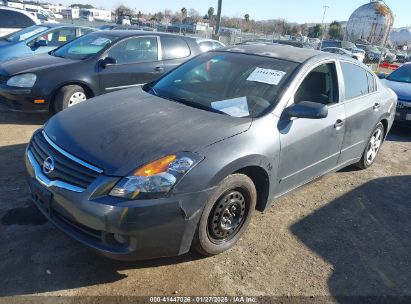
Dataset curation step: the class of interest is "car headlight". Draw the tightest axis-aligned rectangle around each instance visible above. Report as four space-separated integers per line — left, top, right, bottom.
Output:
109 152 204 200
6 73 37 88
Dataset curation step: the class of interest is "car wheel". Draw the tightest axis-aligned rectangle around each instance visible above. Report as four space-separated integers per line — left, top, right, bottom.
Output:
54 85 87 112
193 174 256 256
356 122 384 170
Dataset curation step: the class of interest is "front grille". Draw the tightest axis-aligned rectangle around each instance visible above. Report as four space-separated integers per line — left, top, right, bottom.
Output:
29 132 100 189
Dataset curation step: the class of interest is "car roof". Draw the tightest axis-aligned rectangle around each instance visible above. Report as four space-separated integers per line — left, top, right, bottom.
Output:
97 30 197 41
0 6 39 21
222 44 323 63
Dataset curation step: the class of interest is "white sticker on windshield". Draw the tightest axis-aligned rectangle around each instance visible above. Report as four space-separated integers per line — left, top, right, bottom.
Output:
246 68 286 85
91 37 111 46
211 97 249 117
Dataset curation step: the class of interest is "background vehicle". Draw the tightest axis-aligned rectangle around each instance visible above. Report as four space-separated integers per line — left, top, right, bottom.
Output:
274 40 314 49
321 47 363 62
0 31 201 112
0 7 40 37
0 24 96 63
380 63 411 127
24 45 396 260
356 44 382 63
196 39 225 52
321 40 365 62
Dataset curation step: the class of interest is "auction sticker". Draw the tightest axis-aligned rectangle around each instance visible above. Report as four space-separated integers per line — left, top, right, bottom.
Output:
246 68 286 85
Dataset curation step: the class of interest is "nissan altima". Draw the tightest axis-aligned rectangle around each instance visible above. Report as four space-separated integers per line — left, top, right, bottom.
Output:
25 45 396 260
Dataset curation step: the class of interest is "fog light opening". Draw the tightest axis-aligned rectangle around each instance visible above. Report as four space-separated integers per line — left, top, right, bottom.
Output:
113 233 127 245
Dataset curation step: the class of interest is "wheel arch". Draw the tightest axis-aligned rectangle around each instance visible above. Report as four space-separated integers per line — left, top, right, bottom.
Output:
49 81 96 111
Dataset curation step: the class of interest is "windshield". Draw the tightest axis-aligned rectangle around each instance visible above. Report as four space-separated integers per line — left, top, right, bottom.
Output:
387 65 411 84
147 52 298 118
52 33 116 60
2 25 49 42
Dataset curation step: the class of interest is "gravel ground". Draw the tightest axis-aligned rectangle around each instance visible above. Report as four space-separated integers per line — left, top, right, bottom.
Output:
0 108 410 300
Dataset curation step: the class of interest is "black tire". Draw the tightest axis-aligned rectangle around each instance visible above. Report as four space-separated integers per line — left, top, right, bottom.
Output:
53 85 87 113
356 122 385 170
193 174 256 256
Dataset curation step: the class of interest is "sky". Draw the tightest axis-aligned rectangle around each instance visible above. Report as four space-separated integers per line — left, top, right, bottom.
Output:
51 0 409 28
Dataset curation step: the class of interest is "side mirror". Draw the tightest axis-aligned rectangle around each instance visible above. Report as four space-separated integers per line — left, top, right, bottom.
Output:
283 101 328 119
377 73 386 79
100 57 117 68
35 39 48 47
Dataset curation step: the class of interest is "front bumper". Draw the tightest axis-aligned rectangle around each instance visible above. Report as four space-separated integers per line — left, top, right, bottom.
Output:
25 148 214 260
394 103 411 127
0 84 50 112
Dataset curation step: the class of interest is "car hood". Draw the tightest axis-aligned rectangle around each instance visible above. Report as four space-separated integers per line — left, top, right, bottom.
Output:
44 88 252 176
0 53 77 76
382 79 411 101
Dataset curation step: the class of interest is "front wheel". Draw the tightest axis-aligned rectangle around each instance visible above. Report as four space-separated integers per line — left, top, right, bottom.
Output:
193 174 256 256
54 85 87 113
356 122 384 169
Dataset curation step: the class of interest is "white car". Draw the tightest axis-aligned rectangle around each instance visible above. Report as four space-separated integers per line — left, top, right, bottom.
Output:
0 7 40 37
196 39 225 52
322 47 364 62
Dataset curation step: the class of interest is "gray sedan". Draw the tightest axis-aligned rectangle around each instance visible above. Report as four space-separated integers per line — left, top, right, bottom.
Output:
25 45 397 260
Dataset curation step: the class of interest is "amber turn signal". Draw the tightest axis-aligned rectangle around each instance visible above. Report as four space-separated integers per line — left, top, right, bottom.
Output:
134 155 177 177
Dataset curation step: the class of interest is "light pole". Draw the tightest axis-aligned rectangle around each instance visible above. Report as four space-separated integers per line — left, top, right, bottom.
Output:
215 0 222 36
319 5 329 50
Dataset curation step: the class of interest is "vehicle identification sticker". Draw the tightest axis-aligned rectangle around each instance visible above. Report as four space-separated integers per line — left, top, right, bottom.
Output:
211 97 249 117
246 68 286 85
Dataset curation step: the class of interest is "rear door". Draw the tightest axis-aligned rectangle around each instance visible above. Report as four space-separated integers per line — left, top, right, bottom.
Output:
338 61 381 163
159 36 192 72
277 61 346 195
98 36 163 93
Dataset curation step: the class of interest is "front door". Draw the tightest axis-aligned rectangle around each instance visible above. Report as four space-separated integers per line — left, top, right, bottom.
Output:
277 61 346 195
99 36 164 93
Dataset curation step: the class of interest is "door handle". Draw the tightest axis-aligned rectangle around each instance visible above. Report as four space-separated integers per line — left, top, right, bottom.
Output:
373 103 381 110
154 66 164 72
334 119 344 129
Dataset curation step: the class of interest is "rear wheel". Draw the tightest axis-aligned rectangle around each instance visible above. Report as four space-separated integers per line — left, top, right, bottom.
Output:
356 122 384 169
193 174 256 256
54 85 87 112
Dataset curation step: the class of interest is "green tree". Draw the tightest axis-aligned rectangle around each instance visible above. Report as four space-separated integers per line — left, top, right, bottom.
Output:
309 24 323 38
70 4 94 9
208 7 214 19
244 14 250 23
328 21 344 40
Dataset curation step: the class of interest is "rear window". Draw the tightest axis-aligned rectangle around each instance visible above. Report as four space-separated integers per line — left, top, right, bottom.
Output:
0 10 35 28
340 62 369 100
367 72 377 93
161 36 191 60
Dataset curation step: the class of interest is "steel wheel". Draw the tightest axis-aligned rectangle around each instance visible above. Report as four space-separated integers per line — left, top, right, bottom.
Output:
68 91 87 107
207 189 249 244
365 128 383 165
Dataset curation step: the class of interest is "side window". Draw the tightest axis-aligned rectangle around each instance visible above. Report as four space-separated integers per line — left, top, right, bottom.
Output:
213 41 224 49
0 11 35 28
107 37 158 64
294 63 339 105
161 36 191 60
79 28 95 36
367 71 377 93
340 62 369 100
37 28 77 47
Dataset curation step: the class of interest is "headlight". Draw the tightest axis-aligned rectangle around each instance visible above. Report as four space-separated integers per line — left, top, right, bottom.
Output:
109 152 204 200
6 73 37 88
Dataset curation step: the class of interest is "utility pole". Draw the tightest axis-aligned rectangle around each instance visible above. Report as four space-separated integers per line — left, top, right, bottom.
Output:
319 5 329 50
215 0 222 36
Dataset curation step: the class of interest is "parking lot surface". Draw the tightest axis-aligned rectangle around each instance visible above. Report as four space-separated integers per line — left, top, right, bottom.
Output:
0 107 410 298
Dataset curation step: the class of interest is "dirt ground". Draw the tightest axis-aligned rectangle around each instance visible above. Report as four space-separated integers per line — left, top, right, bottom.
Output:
0 107 410 301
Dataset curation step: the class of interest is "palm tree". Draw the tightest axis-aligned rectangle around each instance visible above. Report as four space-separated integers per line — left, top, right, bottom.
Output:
244 14 250 23
181 7 187 19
